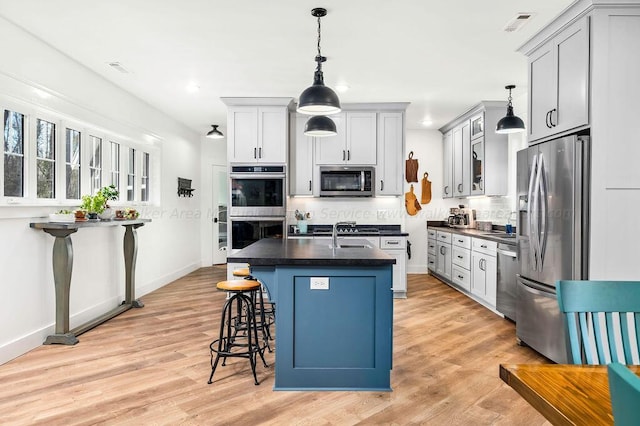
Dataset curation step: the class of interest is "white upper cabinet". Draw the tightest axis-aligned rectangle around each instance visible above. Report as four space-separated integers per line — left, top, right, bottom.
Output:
222 98 293 164
315 112 377 165
290 114 314 196
377 112 404 196
442 130 453 198
440 102 507 198
527 16 589 143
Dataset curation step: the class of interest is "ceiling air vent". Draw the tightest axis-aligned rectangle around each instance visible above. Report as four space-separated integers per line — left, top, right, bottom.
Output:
503 13 534 33
107 62 130 74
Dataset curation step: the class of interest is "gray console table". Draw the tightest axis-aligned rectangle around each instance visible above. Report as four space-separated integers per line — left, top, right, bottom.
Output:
30 219 151 345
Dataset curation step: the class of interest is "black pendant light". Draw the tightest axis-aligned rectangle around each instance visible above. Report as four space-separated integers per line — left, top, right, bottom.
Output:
297 7 341 115
206 125 224 139
304 115 337 137
496 85 525 134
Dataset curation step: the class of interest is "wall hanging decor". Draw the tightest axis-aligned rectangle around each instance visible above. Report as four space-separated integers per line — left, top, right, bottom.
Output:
177 177 195 197
421 172 432 204
405 151 419 182
405 184 422 216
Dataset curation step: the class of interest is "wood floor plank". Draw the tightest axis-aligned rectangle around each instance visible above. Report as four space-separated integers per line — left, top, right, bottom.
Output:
0 266 551 425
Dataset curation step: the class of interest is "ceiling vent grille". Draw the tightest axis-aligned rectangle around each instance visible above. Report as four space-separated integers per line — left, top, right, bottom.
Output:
107 62 130 74
503 13 534 33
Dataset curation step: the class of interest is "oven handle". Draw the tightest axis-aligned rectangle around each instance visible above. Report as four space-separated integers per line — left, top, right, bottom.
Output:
229 217 286 222
230 173 286 179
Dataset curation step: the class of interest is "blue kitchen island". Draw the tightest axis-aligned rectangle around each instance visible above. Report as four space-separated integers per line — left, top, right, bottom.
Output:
227 238 395 391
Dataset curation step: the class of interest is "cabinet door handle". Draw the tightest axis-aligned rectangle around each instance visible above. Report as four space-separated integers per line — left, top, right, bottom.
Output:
309 180 312 191
458 183 463 193
550 108 557 127
440 246 445 255
380 180 384 191
254 147 257 159
342 150 346 161
479 258 486 271
458 275 464 279
347 150 351 161
444 185 449 195
258 147 262 158
545 110 552 128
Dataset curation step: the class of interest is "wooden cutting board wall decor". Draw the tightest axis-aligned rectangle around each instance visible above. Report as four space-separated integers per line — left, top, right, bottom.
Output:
405 184 422 216
405 151 419 183
421 172 432 204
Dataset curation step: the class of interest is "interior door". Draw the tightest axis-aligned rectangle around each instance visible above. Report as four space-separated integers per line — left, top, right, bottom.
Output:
212 165 228 265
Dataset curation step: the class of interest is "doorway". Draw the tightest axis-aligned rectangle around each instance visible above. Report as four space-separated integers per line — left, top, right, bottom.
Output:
212 164 228 265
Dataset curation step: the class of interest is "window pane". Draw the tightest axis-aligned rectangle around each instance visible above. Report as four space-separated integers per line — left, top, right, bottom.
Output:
4 110 24 154
66 165 80 199
36 119 55 159
4 154 24 197
37 160 55 198
89 135 102 194
110 141 120 188
141 152 149 201
66 129 81 199
127 148 135 201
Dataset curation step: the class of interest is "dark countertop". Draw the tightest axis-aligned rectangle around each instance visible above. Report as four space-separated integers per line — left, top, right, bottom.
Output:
427 223 517 246
227 238 396 267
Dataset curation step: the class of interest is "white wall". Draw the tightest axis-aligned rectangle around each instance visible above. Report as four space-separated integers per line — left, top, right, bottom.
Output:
0 17 202 364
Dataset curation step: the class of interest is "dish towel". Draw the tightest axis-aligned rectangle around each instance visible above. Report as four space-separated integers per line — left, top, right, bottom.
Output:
405 184 422 216
405 151 419 183
421 172 432 204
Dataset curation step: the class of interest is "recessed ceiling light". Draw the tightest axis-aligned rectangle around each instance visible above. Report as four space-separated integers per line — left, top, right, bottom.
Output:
107 61 130 74
335 84 350 93
186 82 200 93
421 119 433 127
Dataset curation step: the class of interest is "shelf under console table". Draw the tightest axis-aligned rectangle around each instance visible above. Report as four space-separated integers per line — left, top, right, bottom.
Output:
30 218 151 345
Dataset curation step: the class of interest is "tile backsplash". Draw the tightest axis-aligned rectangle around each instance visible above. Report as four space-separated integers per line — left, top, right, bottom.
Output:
467 197 516 225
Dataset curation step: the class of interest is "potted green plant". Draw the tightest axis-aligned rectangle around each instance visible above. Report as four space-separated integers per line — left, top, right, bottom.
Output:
80 193 106 220
97 185 119 220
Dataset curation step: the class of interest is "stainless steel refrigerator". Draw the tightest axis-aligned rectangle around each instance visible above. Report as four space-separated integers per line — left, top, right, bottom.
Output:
516 134 590 364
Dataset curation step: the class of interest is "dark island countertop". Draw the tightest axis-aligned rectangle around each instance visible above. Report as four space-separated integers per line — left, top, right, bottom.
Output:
227 238 396 267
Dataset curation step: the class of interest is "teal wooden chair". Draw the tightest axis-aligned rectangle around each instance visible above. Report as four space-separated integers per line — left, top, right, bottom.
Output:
557 280 640 365
607 363 640 426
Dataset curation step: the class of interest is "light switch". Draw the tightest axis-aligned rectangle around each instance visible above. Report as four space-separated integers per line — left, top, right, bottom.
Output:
310 277 329 290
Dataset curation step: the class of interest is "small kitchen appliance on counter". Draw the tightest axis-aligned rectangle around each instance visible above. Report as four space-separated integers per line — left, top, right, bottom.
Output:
447 206 476 229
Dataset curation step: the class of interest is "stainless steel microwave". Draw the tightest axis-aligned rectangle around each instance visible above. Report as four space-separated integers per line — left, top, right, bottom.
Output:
319 166 374 197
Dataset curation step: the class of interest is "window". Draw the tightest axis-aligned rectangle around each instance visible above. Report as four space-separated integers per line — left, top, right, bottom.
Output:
127 147 135 201
89 135 102 194
110 141 120 190
3 110 25 197
36 119 55 198
65 128 81 199
141 152 149 202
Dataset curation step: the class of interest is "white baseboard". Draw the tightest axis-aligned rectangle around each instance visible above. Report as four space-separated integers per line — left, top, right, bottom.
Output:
0 261 201 366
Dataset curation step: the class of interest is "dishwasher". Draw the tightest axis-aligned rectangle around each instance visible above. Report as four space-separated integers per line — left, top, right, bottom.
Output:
496 242 518 322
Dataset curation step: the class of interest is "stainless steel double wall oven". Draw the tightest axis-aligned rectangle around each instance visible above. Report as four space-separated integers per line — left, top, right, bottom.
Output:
228 165 286 252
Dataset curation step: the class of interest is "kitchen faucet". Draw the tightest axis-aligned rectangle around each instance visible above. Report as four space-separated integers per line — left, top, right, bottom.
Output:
332 221 356 249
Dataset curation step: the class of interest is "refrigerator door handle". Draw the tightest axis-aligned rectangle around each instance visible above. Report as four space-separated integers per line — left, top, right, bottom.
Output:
532 154 544 272
538 154 549 270
518 275 556 295
527 154 539 270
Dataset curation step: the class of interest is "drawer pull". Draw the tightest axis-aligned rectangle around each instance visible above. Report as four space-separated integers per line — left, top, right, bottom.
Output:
386 241 399 245
480 244 487 248
458 275 464 279
457 255 463 259
457 239 463 243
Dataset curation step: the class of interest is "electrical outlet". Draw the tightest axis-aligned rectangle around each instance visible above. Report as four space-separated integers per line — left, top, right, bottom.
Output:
310 277 329 290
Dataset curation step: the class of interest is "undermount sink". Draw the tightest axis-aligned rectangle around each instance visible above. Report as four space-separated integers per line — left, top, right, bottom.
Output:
480 232 516 239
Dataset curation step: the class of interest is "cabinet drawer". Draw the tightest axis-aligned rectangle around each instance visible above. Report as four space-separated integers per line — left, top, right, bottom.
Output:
427 254 436 271
472 238 497 256
452 246 471 270
427 229 437 239
452 265 471 292
436 231 452 244
381 237 406 250
452 234 471 249
427 239 437 255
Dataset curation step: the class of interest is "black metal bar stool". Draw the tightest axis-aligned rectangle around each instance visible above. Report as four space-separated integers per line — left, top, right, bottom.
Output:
232 267 276 343
208 280 268 385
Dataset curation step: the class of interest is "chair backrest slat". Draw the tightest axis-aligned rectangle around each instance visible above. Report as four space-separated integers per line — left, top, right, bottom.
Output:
607 363 640 426
557 280 640 365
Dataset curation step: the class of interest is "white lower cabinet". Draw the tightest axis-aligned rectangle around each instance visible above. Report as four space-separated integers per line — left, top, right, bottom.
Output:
451 235 471 292
381 236 407 298
471 238 498 308
435 234 452 282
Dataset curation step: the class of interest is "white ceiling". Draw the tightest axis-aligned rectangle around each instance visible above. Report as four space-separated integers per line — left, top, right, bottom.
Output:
0 0 573 136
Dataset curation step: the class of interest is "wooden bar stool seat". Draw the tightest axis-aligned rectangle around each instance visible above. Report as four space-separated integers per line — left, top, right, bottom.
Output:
208 280 268 386
232 267 251 278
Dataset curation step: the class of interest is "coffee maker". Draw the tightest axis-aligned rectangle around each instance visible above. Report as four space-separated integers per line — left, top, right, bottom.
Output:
447 205 477 229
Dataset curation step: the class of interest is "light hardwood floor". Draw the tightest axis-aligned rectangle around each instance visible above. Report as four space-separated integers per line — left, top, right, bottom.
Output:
0 267 551 425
